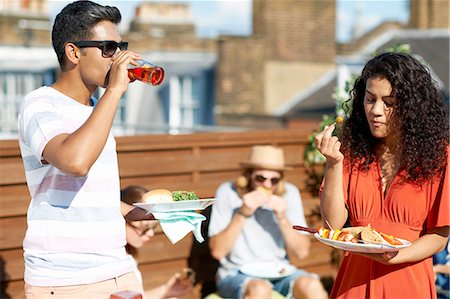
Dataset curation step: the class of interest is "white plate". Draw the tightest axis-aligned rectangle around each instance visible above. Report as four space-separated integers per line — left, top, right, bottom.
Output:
314 233 411 253
134 198 216 212
240 262 296 280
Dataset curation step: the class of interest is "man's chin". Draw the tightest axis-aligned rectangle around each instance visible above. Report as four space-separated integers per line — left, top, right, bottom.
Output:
103 72 110 88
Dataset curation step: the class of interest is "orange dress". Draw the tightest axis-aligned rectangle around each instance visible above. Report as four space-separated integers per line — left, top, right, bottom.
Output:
328 154 449 299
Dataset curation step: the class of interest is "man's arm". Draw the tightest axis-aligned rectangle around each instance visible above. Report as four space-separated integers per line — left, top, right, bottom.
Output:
209 211 248 260
43 51 140 176
120 201 155 221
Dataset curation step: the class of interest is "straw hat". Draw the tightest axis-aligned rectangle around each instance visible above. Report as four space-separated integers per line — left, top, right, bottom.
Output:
239 145 293 171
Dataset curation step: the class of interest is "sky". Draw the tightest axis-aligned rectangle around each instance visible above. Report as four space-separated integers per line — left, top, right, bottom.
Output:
47 0 409 42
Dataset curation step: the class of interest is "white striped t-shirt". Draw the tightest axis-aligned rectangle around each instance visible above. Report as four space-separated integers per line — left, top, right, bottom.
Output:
17 86 133 286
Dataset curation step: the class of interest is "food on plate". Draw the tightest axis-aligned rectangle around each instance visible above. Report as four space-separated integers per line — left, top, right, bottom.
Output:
293 224 404 246
317 227 359 243
342 224 404 246
172 191 198 201
256 186 273 196
278 266 287 275
142 189 199 204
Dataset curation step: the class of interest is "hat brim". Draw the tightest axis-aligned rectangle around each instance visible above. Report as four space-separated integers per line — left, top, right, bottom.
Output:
239 162 293 171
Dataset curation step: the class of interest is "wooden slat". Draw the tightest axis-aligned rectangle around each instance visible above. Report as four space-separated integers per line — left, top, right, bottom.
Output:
2 280 26 299
0 157 26 185
0 217 26 250
140 259 189 291
0 185 30 217
0 249 24 281
136 234 193 264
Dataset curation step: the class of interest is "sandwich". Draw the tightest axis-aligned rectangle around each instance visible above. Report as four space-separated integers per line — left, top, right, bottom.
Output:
143 189 199 204
256 186 273 196
342 225 403 246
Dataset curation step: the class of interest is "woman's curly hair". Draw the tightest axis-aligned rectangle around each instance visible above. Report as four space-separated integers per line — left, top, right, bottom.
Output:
340 52 449 184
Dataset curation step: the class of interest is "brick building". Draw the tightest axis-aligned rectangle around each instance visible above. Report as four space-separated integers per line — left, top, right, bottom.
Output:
0 0 448 135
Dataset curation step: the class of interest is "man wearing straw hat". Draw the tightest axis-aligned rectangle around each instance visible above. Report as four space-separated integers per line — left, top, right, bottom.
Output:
208 145 327 299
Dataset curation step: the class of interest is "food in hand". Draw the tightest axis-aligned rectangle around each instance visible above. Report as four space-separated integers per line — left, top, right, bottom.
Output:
317 227 358 243
143 189 198 203
256 186 273 196
335 116 344 124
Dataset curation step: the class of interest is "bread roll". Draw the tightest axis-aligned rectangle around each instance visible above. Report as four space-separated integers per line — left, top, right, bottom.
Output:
256 186 273 196
142 189 173 203
360 227 384 244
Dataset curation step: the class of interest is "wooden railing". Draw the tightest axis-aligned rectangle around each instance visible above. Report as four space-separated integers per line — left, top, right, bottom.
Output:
0 128 335 298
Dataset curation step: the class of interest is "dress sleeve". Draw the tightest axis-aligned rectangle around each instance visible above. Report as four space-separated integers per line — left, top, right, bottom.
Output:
427 148 450 229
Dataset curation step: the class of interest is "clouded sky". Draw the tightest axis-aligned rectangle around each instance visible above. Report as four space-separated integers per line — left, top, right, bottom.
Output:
48 0 409 42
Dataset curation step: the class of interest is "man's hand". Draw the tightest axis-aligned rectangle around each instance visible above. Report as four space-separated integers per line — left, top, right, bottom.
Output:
239 189 270 217
267 194 287 219
106 51 141 93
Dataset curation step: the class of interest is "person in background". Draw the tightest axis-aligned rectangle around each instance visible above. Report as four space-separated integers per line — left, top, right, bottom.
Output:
120 185 195 299
433 238 450 299
208 145 328 299
315 52 449 298
17 1 154 298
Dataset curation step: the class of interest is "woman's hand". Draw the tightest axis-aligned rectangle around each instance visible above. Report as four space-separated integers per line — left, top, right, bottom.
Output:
315 124 344 166
353 251 399 265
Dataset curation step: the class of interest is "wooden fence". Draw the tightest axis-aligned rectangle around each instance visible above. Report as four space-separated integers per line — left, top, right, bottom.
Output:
0 128 336 298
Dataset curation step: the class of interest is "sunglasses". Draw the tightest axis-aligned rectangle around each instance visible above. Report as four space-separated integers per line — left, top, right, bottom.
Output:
254 174 281 185
71 40 128 58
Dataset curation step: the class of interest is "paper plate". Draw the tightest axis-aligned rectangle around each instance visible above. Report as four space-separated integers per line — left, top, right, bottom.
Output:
314 233 411 253
134 198 215 212
240 262 296 280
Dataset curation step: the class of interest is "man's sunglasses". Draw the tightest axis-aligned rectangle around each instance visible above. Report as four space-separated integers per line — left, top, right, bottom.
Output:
71 40 128 58
254 175 281 185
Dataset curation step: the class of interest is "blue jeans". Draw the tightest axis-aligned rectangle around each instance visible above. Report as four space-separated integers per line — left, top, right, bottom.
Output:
217 269 316 299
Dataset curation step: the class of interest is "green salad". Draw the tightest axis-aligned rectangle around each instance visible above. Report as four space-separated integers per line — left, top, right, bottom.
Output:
172 191 199 201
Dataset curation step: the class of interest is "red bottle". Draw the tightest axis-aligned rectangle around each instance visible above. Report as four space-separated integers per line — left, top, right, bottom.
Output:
128 59 164 86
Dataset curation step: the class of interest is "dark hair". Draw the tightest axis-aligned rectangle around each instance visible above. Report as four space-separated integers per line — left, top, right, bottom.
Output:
340 52 449 184
51 0 121 68
120 185 148 205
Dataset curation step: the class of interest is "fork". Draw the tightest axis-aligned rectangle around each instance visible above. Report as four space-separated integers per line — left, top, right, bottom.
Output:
292 225 317 234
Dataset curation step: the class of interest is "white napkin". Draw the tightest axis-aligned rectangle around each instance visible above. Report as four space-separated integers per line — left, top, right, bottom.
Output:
152 211 206 244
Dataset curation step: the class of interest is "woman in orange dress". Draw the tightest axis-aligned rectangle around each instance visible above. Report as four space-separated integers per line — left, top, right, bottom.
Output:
315 52 449 298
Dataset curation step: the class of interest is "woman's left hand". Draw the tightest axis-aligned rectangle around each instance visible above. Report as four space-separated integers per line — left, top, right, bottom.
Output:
353 251 399 264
